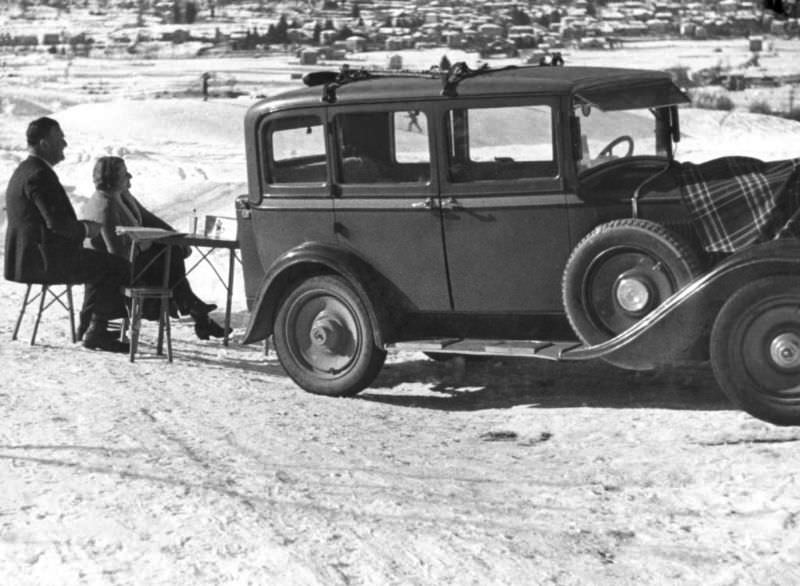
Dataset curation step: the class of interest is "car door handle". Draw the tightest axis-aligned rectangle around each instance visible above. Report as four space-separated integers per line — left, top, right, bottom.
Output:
441 197 461 209
411 197 436 209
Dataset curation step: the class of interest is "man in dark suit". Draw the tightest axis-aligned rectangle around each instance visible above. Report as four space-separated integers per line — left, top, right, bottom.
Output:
4 117 130 352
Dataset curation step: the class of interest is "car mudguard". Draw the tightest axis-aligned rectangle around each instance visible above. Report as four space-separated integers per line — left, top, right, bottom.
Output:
241 241 409 346
563 239 800 369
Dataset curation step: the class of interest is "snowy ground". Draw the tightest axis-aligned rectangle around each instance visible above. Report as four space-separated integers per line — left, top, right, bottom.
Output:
3 42 800 585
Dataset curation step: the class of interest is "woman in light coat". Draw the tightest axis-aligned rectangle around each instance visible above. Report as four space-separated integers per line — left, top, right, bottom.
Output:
82 155 227 340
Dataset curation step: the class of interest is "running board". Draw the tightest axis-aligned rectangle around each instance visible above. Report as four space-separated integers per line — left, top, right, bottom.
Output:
387 338 584 361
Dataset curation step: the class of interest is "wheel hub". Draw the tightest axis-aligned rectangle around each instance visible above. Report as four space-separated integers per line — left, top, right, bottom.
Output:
769 332 800 369
615 276 651 313
309 311 344 352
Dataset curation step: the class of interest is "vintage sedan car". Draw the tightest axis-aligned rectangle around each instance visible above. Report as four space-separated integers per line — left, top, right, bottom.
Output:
235 62 800 426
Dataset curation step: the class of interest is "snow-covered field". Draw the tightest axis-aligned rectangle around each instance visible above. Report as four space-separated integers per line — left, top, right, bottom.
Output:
3 43 800 585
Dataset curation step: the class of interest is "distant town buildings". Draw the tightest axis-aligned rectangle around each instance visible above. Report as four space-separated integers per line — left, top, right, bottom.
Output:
0 0 798 57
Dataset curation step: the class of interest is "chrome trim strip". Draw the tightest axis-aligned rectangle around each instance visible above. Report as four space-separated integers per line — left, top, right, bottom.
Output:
446 195 567 208
254 194 575 211
332 194 570 210
335 198 434 210
255 198 333 210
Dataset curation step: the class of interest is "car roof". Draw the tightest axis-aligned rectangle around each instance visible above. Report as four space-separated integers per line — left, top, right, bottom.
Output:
248 65 688 116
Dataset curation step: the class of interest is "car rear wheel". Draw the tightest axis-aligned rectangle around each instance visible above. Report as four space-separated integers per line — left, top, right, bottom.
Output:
562 218 703 348
710 276 800 426
273 275 386 396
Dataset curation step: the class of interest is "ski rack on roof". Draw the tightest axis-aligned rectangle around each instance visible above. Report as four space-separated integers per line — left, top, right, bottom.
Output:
441 62 519 97
303 65 437 103
303 61 527 103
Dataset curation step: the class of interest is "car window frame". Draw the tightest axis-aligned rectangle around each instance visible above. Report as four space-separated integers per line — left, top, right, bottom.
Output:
257 108 332 199
329 102 438 199
435 96 564 197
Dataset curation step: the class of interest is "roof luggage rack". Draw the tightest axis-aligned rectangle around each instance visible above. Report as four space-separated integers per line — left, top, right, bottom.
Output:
303 65 376 103
303 65 439 103
302 59 563 102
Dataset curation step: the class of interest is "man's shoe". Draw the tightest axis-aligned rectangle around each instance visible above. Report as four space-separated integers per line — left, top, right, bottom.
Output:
82 325 130 353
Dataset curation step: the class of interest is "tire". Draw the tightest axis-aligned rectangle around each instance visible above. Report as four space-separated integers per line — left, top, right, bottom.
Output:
562 218 703 346
710 276 800 426
273 275 386 397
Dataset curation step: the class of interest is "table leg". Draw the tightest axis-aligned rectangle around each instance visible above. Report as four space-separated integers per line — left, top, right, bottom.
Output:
130 294 141 363
224 247 235 346
157 246 173 356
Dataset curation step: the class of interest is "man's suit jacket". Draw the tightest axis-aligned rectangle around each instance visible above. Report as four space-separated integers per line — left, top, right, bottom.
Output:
4 156 87 283
81 189 173 258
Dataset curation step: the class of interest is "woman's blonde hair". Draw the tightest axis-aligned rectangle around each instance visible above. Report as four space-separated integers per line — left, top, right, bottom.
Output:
92 156 126 191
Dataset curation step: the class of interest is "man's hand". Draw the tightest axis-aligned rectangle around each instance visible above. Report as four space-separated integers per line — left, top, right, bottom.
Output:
80 220 101 239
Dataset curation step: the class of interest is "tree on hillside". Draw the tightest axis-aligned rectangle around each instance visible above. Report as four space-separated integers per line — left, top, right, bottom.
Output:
509 7 531 26
351 3 360 18
266 24 278 44
537 13 550 28
313 21 322 44
275 14 290 44
185 1 198 24
337 25 354 40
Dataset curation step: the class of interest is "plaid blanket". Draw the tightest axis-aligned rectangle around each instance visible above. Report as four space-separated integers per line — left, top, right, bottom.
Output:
677 156 800 253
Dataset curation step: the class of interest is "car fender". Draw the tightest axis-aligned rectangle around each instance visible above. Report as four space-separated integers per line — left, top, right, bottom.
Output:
241 241 406 346
564 239 800 369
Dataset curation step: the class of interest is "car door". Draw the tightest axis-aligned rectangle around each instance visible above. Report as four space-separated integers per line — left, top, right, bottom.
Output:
437 98 572 313
329 104 451 311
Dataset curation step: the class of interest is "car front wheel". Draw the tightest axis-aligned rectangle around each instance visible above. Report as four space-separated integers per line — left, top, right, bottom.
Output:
710 276 800 426
273 275 386 396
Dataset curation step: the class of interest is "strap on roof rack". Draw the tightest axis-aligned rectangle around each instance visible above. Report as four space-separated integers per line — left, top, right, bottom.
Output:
318 65 375 103
440 62 491 97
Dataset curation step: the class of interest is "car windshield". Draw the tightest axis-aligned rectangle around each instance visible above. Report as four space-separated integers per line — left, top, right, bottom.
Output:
576 106 670 173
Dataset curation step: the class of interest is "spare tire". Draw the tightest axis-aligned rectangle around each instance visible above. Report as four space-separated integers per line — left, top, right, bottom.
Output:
562 218 703 347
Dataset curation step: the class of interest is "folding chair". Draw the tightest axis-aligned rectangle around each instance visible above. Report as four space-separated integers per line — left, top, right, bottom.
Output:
12 283 76 345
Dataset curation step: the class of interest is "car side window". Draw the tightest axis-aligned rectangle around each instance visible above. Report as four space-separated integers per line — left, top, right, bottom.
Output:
264 115 327 185
334 110 430 184
446 104 557 183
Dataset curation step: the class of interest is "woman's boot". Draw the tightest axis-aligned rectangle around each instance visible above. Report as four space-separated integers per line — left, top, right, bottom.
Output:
193 311 230 340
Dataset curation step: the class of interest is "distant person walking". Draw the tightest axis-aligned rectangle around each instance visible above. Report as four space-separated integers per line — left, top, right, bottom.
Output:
201 72 211 101
407 109 423 133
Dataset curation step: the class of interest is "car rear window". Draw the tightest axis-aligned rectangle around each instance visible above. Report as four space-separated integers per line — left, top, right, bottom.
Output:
265 114 327 184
